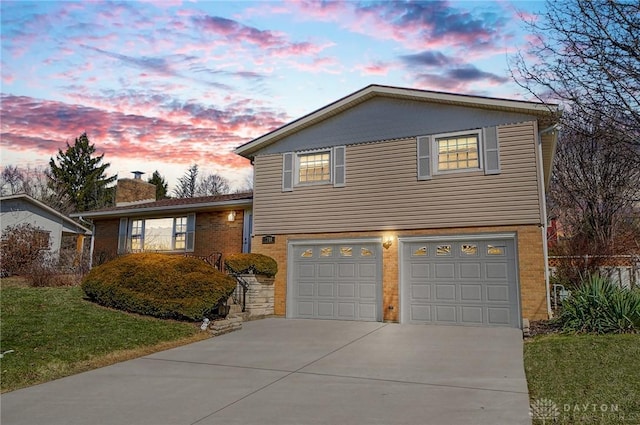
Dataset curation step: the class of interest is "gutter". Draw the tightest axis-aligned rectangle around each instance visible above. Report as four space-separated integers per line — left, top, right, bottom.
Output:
538 123 560 318
71 198 252 219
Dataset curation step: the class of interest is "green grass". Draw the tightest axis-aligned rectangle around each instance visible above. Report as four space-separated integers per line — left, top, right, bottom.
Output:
525 334 640 424
0 280 210 393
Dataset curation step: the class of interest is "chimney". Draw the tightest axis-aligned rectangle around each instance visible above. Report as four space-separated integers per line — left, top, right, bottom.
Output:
115 171 157 207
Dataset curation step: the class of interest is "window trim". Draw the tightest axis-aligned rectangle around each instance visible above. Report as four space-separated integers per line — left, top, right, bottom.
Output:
295 148 332 186
432 129 483 175
118 215 194 254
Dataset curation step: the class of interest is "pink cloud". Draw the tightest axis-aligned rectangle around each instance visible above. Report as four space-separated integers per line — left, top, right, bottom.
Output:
0 94 287 171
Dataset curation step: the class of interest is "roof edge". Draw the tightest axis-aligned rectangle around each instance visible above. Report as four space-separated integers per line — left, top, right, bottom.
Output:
234 84 560 158
72 198 253 219
1 194 92 234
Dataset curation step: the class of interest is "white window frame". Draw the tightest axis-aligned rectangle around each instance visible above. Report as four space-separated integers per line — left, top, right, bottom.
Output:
432 129 483 175
125 216 192 253
295 149 332 186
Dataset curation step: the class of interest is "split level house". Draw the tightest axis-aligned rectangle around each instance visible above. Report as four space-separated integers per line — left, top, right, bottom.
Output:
71 175 253 268
235 84 559 328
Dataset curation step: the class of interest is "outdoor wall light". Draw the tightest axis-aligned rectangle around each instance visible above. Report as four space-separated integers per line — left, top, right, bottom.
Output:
227 211 236 222
382 236 393 249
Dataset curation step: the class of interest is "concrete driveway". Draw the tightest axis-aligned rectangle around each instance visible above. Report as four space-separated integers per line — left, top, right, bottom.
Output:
1 318 531 425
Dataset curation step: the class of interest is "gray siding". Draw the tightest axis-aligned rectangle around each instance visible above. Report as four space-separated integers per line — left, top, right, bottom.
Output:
253 122 542 235
0 199 66 251
257 97 541 155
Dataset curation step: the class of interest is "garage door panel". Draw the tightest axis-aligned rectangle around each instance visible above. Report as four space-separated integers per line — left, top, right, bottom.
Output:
317 282 334 297
298 264 315 278
411 283 431 299
358 263 376 278
411 304 431 321
338 283 355 297
435 305 457 322
318 264 335 278
435 284 456 301
487 285 509 302
410 263 429 278
338 302 356 318
297 283 315 297
338 263 355 277
359 303 376 320
435 263 455 278
359 283 377 299
297 302 314 317
317 302 335 317
461 306 483 324
488 308 510 325
403 237 519 328
486 263 508 279
291 242 381 321
460 263 482 279
460 284 482 301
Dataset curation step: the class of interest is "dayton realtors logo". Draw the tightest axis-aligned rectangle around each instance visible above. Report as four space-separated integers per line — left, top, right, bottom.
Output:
530 398 624 423
530 398 560 424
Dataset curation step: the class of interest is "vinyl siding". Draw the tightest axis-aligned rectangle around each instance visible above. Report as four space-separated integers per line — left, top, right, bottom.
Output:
253 122 542 235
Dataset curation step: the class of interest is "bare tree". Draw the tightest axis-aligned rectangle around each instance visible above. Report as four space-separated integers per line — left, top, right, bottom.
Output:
0 165 26 196
0 165 72 212
511 0 640 149
549 112 640 282
196 173 230 196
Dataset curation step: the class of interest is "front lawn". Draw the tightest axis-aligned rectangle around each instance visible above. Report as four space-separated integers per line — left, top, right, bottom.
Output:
0 279 210 393
525 333 640 424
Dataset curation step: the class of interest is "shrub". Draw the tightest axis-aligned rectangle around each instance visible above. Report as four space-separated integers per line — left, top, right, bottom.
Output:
1 223 51 275
224 253 278 277
559 274 640 334
81 253 237 321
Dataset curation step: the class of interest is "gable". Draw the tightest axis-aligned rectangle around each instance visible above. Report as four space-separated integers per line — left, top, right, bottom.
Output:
254 97 542 155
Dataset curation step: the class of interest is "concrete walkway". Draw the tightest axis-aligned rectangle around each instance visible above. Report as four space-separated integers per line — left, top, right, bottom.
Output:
1 319 531 425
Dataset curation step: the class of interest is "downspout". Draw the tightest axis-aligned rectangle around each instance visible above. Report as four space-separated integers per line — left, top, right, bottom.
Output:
77 216 95 269
538 124 559 318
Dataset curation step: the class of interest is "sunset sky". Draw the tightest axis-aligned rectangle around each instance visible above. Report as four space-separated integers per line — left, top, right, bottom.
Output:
1 0 545 192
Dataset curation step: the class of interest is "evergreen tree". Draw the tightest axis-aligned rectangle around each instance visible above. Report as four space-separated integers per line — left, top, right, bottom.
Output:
148 170 169 200
173 164 198 198
48 133 116 212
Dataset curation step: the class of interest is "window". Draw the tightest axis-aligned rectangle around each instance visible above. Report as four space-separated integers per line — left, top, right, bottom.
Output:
130 219 143 251
435 131 480 172
416 127 499 180
298 151 331 184
118 214 195 254
174 217 187 250
282 146 345 191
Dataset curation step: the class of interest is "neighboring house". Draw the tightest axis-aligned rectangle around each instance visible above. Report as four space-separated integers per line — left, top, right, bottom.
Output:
72 176 253 267
0 193 91 255
235 84 559 328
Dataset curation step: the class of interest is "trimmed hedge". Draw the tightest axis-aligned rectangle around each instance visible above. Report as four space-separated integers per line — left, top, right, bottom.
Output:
81 253 237 321
224 253 277 277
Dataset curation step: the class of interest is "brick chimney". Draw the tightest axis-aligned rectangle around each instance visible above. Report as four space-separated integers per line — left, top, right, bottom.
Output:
115 171 156 206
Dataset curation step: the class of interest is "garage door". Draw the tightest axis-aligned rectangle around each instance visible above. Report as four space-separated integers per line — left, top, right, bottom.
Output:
290 242 382 321
401 237 520 327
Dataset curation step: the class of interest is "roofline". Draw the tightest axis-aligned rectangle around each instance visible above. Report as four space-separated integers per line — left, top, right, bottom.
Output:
71 198 253 219
234 84 560 158
1 193 92 234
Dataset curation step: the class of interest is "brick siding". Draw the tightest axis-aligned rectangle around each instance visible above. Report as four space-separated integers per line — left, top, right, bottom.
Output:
91 210 244 265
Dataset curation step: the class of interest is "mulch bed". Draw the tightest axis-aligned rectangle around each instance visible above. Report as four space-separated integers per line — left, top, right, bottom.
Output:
527 319 564 337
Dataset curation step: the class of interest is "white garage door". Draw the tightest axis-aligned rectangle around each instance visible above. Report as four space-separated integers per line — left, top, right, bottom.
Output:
289 242 382 321
401 237 520 328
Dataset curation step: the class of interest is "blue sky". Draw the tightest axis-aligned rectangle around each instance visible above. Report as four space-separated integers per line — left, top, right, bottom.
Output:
1 0 545 191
